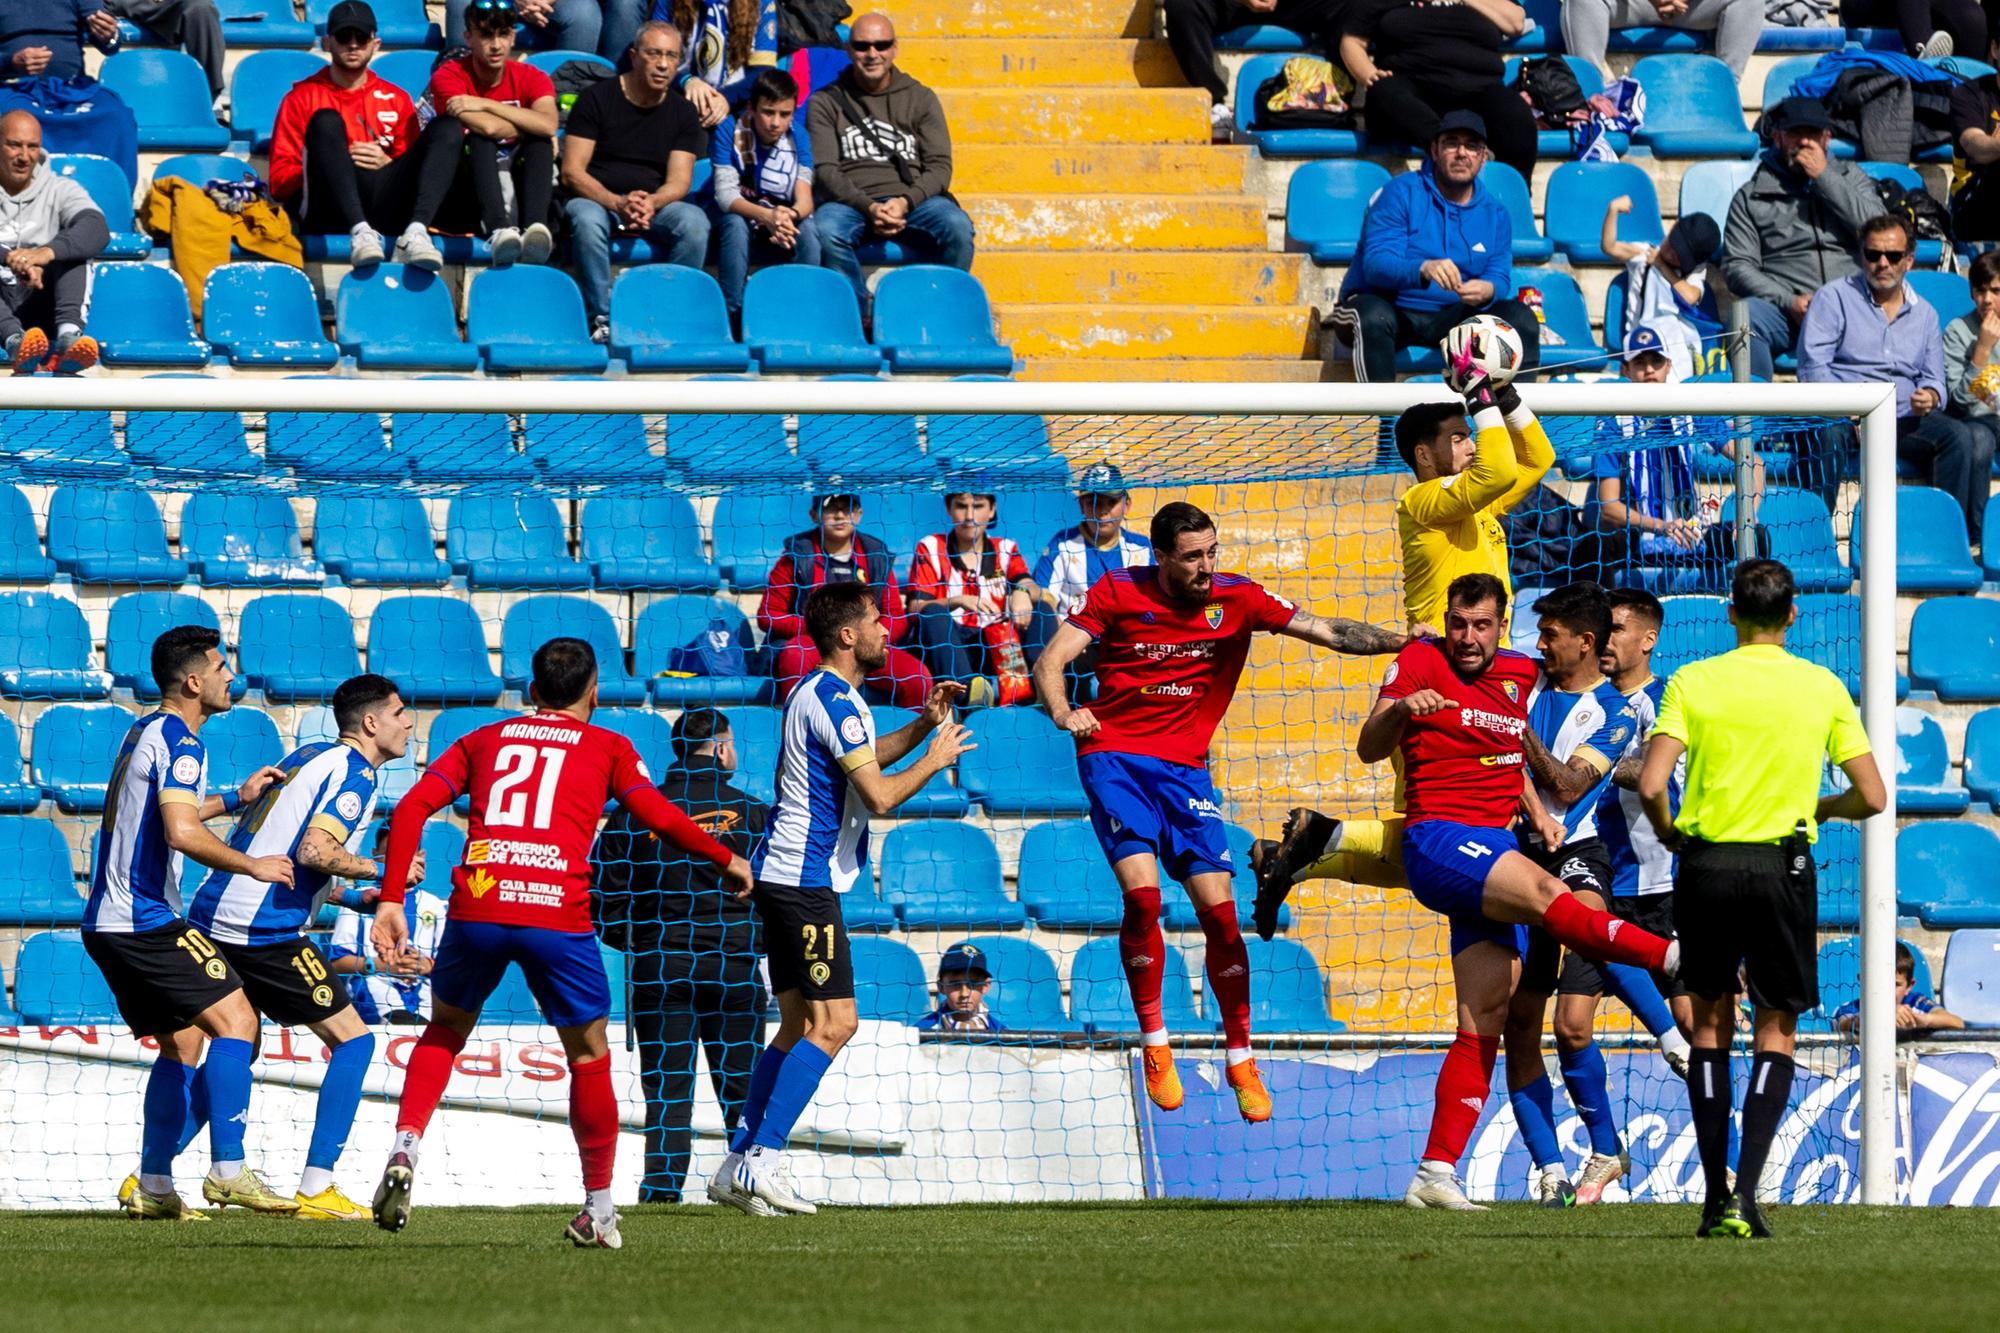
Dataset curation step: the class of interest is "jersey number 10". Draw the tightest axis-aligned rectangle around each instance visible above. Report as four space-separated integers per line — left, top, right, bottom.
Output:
485 744 569 830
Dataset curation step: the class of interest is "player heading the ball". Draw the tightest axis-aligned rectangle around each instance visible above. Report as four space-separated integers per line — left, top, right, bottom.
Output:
1034 502 1406 1122
369 636 754 1250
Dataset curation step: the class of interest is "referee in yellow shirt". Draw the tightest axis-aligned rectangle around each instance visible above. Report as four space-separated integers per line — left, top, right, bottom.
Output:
1637 558 1885 1241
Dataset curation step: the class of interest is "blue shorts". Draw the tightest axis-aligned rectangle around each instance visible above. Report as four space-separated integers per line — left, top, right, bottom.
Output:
1403 819 1528 959
1078 751 1232 885
430 919 611 1028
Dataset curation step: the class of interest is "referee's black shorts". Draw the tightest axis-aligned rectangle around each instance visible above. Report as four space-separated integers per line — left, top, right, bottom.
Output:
1673 840 1818 1014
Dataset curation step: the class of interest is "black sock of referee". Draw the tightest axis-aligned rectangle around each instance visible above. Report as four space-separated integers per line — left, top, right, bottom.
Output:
1735 1051 1797 1203
1686 1047 1734 1203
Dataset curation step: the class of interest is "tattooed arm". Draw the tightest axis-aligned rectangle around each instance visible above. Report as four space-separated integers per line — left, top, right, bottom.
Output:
1277 611 1407 655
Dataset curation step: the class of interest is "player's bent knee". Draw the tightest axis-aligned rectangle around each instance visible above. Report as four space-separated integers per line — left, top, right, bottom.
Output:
314 1004 369 1046
159 1025 206 1063
806 1000 860 1052
196 989 258 1041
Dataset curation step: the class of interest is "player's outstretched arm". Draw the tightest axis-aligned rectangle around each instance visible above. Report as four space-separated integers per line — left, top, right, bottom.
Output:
158 800 294 886
877 680 967 767
370 771 454 956
617 783 755 899
845 722 977 816
1355 689 1455 764
1277 611 1406 655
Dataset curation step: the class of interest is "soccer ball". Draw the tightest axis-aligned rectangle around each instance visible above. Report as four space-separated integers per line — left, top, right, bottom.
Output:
1442 315 1525 391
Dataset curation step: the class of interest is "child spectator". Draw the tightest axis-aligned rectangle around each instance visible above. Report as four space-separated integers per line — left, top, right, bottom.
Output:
907 492 1042 707
1600 196 1724 380
915 943 1006 1033
1941 247 2000 462
427 0 559 265
1832 941 1963 1036
326 829 441 1025
710 68 818 326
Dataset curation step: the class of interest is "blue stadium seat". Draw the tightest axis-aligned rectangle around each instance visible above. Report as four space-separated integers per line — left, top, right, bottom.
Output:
1987 495 2000 583
1543 162 1665 264
1482 161 1552 264
46 487 185 584
1728 488 1848 591
425 706 515 765
1069 936 1203 1032
99 50 230 150
709 492 806 587
798 411 927 485
0 593 110 700
122 397 259 475
499 596 649 705
1759 54 1817 119
870 706 971 815
841 887 902 933
1653 595 1733 677
1015 819 1123 929
607 266 751 372
12 931 120 1023
238 594 361 701
369 596 505 705
181 493 322 586
524 412 668 485
335 265 479 371
1502 56 1623 156
446 495 589 589
466 267 608 373
34 704 135 810
0 485 54 580
881 823 1026 929
151 153 256 193
1966 708 2000 809
1909 597 2000 700
227 50 326 151
581 496 720 591
1816 821 1860 928
742 266 883 373
634 597 769 706
105 591 229 700
1858 163 1945 265
266 410 404 479
0 410 126 480
670 412 809 490
1629 54 1760 156
1909 269 1974 327
366 48 435 98
524 48 613 77
957 708 1089 816
1944 930 2000 1026
1801 935 1860 1032
953 935 1080 1031
0 719 42 812
1163 824 1290 933
850 937 932 1023
391 409 534 483
1896 705 1969 814
591 708 675 781
1284 160 1389 266
1898 821 2000 927
212 0 317 44
1510 268 1604 369
85 263 210 366
720 706 780 804
49 155 148 258
1244 937 1340 1033
202 707 284 791
307 0 437 48
926 415 1069 486
1793 592 1864 697
295 704 417 807
871 266 1015 373
1885 485 1981 591
1231 54 1361 155
203 263 339 368
992 487 1080 553
1215 23 1311 49
314 494 449 585
1677 159 1757 231
0 821 82 925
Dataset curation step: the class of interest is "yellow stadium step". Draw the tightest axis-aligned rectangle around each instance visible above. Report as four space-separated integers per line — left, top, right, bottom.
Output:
974 250 1302 306
940 89 1210 145
954 144 1251 197
994 305 1316 360
1016 357 1324 382
898 37 1184 87
899 0 1151 39
964 195 1267 252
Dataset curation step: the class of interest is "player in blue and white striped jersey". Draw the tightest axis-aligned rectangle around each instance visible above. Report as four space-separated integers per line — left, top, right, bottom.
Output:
82 625 295 1222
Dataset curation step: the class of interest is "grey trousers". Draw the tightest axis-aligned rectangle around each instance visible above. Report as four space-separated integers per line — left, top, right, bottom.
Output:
1561 0 1764 77
104 0 225 97
0 260 91 341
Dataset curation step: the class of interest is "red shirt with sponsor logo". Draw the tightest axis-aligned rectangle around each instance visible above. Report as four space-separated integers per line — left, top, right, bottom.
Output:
1066 568 1298 767
424 711 653 931
1381 638 1542 827
268 68 420 203
427 57 555 147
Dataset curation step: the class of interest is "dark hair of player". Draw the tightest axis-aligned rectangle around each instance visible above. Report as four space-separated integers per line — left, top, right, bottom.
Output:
1149 501 1215 554
332 673 401 736
1731 558 1796 630
1606 586 1665 629
531 636 599 708
1394 402 1467 474
749 67 799 105
151 624 222 693
1445 572 1507 618
805 580 876 655
1858 213 1913 251
1531 581 1612 652
1972 248 2000 293
671 706 730 763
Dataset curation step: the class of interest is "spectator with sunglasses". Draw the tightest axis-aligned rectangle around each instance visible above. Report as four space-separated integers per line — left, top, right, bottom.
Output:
429 0 558 265
805 12 973 318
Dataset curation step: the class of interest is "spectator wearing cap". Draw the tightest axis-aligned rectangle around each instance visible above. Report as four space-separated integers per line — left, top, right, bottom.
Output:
1800 212 1992 549
268 0 469 270
915 943 1006 1033
1723 96 1881 378
757 492 934 709
1328 111 1539 383
1029 462 1152 698
426 0 559 266
1949 33 2000 242
1563 0 1760 81
1338 0 1538 179
1601 196 1725 381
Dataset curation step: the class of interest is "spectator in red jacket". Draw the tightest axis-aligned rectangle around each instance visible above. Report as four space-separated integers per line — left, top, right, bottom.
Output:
905 492 1042 707
267 0 469 270
756 493 932 708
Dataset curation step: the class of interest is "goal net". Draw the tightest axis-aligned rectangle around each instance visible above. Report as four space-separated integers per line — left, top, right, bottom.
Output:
0 379 1898 1210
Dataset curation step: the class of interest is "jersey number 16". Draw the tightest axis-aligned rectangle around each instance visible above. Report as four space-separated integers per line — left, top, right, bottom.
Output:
485 744 568 830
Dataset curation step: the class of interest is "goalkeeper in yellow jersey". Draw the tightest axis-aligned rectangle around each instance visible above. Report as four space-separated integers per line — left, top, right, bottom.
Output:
1250 356 1553 939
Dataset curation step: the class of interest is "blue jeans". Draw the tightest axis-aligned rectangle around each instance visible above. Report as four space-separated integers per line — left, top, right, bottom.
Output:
563 195 711 322
1741 296 1795 380
598 0 647 60
715 210 823 316
447 0 602 49
814 196 976 308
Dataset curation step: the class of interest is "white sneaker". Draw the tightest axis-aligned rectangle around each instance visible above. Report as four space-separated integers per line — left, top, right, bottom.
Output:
489 226 523 266
349 228 385 267
1404 1163 1487 1211
709 1153 776 1217
520 221 554 265
1573 1150 1630 1205
735 1149 817 1216
590 315 610 345
1209 101 1233 142
1918 29 1954 60
396 228 443 273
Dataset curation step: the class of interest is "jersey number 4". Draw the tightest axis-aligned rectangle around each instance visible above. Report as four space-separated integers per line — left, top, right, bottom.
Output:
485 744 568 830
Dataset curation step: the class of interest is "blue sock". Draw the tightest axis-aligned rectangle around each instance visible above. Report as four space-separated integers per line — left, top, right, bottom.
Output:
175 1063 210 1155
140 1058 197 1177
1559 1043 1623 1157
1508 1077 1563 1169
203 1037 256 1166
307 1032 374 1171
1602 963 1677 1041
750 1039 833 1151
730 1044 788 1154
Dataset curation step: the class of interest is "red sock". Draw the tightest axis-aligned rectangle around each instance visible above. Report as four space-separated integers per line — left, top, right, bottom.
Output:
569 1054 620 1190
1542 891 1670 971
395 1023 467 1136
1423 1030 1500 1165
1119 887 1166 1034
1195 902 1253 1048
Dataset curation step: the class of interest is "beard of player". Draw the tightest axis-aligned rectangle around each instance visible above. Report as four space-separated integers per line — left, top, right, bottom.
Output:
1155 529 1216 604
1442 594 1502 680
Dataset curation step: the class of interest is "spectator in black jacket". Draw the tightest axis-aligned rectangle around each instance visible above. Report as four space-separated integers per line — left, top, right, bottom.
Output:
593 707 768 1203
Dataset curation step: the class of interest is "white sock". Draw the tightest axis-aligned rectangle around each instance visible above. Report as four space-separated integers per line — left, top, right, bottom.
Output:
299 1166 333 1197
1141 1029 1170 1048
587 1186 616 1225
139 1172 174 1195
1660 1027 1693 1062
1418 1159 1454 1176
55 322 79 341
392 1129 421 1164
211 1159 244 1182
1225 1047 1254 1067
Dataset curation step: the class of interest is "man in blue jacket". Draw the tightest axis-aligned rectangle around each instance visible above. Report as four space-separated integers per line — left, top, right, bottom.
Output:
1328 111 1539 383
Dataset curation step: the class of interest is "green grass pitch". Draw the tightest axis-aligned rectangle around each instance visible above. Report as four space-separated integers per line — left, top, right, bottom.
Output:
9 1201 1997 1331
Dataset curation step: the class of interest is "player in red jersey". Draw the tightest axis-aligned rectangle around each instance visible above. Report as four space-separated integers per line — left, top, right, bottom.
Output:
366 637 753 1248
1357 573 1681 1211
1033 501 1407 1122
